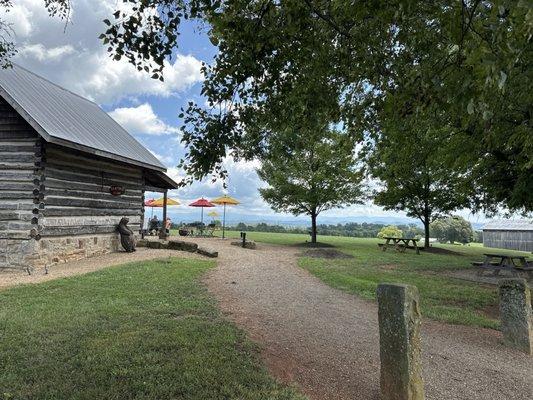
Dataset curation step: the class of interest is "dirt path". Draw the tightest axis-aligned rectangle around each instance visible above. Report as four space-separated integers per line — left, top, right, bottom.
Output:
0 247 202 290
196 238 533 400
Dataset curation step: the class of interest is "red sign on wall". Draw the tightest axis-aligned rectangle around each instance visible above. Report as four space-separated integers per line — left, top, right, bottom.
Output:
109 185 125 196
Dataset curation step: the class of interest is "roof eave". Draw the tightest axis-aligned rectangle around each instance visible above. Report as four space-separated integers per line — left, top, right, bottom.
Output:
143 169 180 192
49 136 167 172
0 86 167 173
148 170 180 190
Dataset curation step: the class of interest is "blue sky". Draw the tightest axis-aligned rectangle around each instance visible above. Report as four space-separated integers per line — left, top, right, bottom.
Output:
2 0 491 226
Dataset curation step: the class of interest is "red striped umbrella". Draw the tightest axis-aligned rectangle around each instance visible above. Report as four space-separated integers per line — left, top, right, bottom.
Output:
189 198 215 224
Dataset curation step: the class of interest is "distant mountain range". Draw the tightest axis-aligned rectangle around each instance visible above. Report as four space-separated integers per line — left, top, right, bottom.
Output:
162 210 485 230
166 211 413 225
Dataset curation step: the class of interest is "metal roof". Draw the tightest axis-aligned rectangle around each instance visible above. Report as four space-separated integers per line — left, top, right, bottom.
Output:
483 220 533 231
0 63 166 172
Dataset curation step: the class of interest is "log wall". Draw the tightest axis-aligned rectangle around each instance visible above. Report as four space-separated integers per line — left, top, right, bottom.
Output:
0 97 40 241
42 144 143 236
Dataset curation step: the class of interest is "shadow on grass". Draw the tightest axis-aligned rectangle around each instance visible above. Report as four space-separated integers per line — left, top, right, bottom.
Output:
291 241 335 248
423 246 468 256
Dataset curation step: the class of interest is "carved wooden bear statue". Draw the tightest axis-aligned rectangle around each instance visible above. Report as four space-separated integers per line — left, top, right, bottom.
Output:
117 217 136 252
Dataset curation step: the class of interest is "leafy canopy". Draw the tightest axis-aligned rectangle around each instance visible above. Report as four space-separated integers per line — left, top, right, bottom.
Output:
430 216 475 244
377 225 403 239
2 1 531 214
368 110 472 225
98 0 532 213
257 128 364 218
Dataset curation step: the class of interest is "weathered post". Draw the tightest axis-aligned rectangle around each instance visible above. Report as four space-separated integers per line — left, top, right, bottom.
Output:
159 190 168 239
499 278 532 355
377 283 424 400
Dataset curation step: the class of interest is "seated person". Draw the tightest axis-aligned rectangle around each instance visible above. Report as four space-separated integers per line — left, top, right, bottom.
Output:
148 215 160 234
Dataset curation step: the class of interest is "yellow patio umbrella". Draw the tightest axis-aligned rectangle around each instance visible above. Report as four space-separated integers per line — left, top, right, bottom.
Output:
145 197 180 217
208 210 220 218
150 197 180 207
211 195 240 239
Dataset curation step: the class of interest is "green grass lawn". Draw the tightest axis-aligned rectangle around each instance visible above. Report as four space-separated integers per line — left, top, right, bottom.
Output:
224 230 531 330
0 258 304 400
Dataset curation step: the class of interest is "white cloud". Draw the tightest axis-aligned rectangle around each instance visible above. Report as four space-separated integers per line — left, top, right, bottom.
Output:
166 167 185 185
148 150 175 167
78 54 203 104
0 1 35 38
109 103 181 136
6 0 203 104
164 157 265 209
18 43 75 61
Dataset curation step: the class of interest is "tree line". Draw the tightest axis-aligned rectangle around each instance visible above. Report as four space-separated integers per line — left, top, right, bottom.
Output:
229 217 482 244
232 222 424 239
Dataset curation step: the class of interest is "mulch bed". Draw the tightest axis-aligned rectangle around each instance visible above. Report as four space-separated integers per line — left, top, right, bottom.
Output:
423 246 465 256
294 241 335 248
301 248 354 259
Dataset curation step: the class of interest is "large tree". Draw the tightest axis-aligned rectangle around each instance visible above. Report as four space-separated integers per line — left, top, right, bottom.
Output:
367 112 471 248
3 1 531 214
99 0 533 214
257 129 363 244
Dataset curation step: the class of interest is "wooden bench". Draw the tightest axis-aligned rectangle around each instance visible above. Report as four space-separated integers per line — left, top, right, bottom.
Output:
514 264 533 279
472 261 502 267
396 244 406 253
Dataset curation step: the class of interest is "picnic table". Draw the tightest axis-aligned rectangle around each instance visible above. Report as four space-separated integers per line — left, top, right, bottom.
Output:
179 223 219 238
472 253 533 279
379 237 421 255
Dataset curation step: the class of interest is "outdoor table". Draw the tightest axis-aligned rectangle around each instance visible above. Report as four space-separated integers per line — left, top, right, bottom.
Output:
379 237 420 255
473 253 533 278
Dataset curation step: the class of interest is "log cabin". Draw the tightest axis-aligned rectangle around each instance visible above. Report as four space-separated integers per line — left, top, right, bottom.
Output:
0 64 178 271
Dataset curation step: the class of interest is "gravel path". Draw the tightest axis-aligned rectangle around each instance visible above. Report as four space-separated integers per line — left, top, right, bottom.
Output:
0 247 202 290
195 238 533 400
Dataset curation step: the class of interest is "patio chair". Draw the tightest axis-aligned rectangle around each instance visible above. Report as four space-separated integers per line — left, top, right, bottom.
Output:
148 219 161 235
185 222 206 237
205 223 217 237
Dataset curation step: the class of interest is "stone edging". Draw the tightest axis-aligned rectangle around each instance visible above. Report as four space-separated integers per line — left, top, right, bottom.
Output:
137 239 218 258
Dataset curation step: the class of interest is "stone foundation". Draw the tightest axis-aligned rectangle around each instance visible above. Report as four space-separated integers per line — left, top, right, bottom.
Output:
0 234 122 271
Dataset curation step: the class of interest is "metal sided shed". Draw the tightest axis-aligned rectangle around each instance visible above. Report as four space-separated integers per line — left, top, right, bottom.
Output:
482 220 533 252
0 64 178 272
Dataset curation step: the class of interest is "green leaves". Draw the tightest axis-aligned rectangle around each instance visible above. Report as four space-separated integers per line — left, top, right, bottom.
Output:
3 0 529 214
430 216 475 244
258 128 364 220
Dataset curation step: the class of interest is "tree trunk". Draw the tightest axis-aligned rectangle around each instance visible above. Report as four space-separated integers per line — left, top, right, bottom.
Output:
423 205 431 248
424 219 430 248
310 210 318 243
